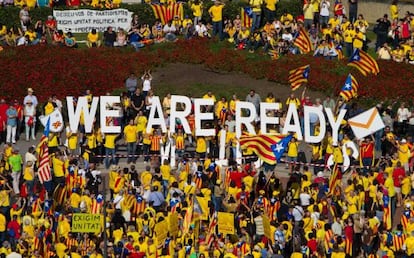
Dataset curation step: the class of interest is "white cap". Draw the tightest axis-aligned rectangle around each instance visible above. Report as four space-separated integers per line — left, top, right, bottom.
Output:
317 172 324 178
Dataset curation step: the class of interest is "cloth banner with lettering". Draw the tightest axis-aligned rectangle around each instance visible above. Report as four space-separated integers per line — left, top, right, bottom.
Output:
217 212 235 235
53 9 133 33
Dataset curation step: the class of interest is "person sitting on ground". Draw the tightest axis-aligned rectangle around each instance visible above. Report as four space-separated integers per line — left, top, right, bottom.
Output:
163 20 177 42
114 28 127 47
103 26 116 47
377 42 392 60
64 31 77 48
86 29 101 48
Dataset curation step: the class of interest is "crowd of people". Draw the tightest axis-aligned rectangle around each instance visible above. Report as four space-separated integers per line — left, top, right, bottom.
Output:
1 0 414 64
2 0 414 257
0 72 413 258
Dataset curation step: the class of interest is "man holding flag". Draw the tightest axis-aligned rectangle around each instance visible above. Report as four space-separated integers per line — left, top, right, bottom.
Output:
37 117 53 194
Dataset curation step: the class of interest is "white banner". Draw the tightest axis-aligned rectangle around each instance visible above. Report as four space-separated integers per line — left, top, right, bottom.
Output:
53 9 133 33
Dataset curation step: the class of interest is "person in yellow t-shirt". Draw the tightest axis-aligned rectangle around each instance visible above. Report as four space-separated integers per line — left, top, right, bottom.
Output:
52 152 66 185
191 0 203 24
208 1 225 40
264 0 278 22
343 24 356 57
390 0 399 20
23 161 34 193
196 136 207 159
124 119 138 164
353 27 365 50
287 137 299 172
86 29 101 48
104 133 119 169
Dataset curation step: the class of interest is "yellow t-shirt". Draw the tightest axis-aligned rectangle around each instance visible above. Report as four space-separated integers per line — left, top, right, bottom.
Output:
53 157 65 177
160 165 171 181
384 177 396 197
287 141 299 157
136 116 148 133
23 167 34 181
104 134 118 149
265 0 277 11
196 137 207 153
191 3 203 17
209 5 224 22
124 125 138 143
87 32 99 43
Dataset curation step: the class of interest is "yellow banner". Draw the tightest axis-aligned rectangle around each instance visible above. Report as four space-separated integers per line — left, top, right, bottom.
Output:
72 213 102 233
168 213 179 237
262 215 271 239
155 219 169 243
217 212 235 235
196 196 209 220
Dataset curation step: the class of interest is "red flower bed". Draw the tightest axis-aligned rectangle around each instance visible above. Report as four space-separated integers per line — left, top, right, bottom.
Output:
0 39 412 103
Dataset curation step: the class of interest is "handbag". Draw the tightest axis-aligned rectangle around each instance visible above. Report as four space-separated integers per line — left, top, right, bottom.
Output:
388 29 395 39
27 116 34 127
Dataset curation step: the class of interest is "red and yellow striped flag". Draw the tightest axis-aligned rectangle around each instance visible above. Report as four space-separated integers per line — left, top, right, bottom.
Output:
294 27 312 53
288 65 310 91
348 48 380 76
328 164 341 195
239 134 283 165
241 7 252 28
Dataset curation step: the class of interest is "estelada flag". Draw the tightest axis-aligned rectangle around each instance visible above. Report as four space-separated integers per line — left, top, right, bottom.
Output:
339 74 358 102
241 7 252 28
348 48 380 76
294 27 312 53
239 134 284 165
288 65 310 91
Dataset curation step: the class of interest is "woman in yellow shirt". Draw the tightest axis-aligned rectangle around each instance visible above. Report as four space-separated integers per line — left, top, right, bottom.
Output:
287 137 299 172
23 161 34 194
190 0 203 25
86 29 101 48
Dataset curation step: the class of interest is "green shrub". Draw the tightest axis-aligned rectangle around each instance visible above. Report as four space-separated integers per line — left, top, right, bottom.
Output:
0 0 302 29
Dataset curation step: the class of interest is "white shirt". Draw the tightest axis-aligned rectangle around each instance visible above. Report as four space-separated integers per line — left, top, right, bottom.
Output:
25 152 37 166
163 24 176 34
113 194 124 209
397 108 410 122
320 1 330 16
299 193 311 206
332 221 343 236
292 205 304 222
23 95 38 107
142 78 152 92
24 104 35 117
7 252 22 258
195 24 207 36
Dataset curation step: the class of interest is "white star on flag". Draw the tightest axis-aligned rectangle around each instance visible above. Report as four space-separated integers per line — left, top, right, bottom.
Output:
274 143 284 153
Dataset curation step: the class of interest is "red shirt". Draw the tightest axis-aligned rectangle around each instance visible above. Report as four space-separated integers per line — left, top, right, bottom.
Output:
393 167 405 187
307 239 317 253
7 220 20 239
376 172 385 185
230 171 247 188
360 142 374 158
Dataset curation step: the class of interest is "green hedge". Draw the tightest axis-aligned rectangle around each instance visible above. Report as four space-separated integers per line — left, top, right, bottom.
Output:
0 0 303 29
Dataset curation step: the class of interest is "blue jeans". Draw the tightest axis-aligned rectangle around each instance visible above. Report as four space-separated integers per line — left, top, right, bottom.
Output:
162 180 169 198
345 42 353 57
213 195 222 212
264 8 275 23
131 41 145 51
212 21 223 40
105 147 116 169
127 142 137 163
251 11 261 32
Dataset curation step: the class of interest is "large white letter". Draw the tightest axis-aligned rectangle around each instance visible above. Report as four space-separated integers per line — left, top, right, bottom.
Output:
235 101 256 138
194 98 215 136
66 96 99 133
170 95 192 135
282 104 303 140
325 108 347 145
260 102 280 135
100 96 121 133
146 96 167 133
304 106 326 143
